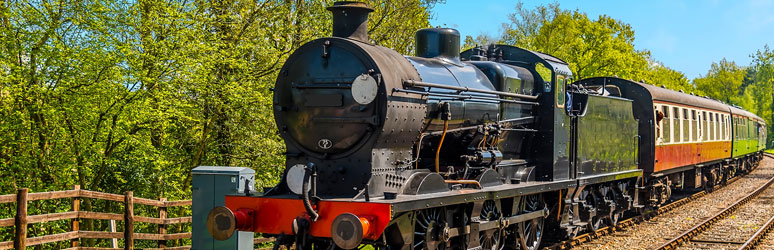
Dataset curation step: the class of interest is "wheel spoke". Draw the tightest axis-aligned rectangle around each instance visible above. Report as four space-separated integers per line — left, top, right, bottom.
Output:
516 195 545 250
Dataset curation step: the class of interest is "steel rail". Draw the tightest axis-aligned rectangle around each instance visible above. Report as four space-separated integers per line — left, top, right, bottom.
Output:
737 215 774 250
653 176 774 250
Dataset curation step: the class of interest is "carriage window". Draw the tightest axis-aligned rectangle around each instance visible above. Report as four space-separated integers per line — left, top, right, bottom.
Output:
746 119 750 139
728 115 731 140
735 117 740 139
727 115 731 140
733 117 737 140
691 110 697 142
745 119 749 139
674 107 682 143
683 108 689 142
707 112 715 141
664 107 671 143
654 106 660 142
715 113 719 141
736 117 740 139
721 115 725 140
702 111 708 141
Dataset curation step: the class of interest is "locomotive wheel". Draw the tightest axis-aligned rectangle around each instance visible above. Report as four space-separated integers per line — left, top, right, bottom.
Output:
721 166 731 185
729 165 738 178
479 200 503 250
703 173 715 193
599 186 617 227
605 185 622 226
414 208 445 250
564 208 581 240
517 194 545 250
582 188 604 231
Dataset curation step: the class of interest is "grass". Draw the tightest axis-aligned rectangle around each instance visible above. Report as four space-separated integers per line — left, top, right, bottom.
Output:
767 149 774 154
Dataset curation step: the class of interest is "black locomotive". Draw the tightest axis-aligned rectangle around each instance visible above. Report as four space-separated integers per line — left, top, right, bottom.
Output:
203 2 767 250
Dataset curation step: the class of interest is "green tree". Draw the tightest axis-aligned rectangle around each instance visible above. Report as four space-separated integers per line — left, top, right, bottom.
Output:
501 2 651 81
643 61 699 94
749 45 774 147
463 2 698 94
0 0 437 247
694 58 746 103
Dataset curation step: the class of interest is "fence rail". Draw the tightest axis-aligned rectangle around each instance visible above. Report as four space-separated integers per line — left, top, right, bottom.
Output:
0 186 194 250
0 186 275 249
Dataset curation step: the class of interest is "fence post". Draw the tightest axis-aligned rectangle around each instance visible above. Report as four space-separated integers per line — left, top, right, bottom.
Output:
124 191 134 250
72 185 80 248
14 188 28 250
110 219 118 248
158 198 167 248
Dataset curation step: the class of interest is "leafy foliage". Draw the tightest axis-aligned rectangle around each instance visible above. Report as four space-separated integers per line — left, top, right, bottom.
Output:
747 46 774 147
465 1 770 147
464 2 697 93
0 0 435 247
693 59 746 103
693 52 774 147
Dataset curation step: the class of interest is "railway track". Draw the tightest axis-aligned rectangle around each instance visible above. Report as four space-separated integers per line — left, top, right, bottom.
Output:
737 215 774 250
653 174 774 250
543 178 739 250
544 154 774 250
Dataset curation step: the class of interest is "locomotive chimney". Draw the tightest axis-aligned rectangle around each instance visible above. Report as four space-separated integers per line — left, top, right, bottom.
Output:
327 1 374 43
415 28 462 64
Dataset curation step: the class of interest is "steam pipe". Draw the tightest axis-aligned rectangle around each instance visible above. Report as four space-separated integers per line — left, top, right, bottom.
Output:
435 120 449 174
302 166 319 221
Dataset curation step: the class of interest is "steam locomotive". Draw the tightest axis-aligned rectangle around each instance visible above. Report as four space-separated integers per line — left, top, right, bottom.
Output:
203 2 768 250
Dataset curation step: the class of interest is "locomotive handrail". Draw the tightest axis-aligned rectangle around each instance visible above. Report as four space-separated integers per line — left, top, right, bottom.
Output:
393 88 539 106
403 80 538 100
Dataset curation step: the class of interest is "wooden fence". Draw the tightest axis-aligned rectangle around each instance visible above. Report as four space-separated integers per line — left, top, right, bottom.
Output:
0 185 193 250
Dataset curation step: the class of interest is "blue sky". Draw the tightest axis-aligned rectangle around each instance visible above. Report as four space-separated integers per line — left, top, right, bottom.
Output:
430 0 774 80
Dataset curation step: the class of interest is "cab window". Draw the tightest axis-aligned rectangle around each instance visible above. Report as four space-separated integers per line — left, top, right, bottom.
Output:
556 76 565 108
535 63 552 92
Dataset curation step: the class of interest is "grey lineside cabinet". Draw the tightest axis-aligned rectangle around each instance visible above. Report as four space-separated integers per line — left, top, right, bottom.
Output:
192 166 255 250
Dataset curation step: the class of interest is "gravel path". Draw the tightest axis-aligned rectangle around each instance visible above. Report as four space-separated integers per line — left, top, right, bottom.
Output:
571 158 774 250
